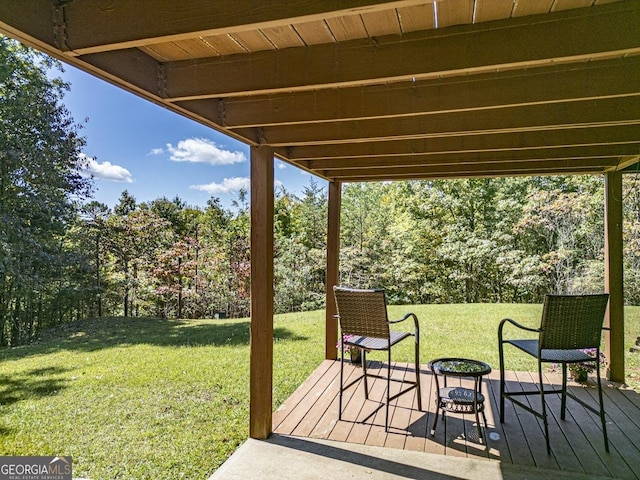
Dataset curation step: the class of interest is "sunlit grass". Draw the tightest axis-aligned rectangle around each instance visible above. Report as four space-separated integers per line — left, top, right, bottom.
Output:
0 305 637 479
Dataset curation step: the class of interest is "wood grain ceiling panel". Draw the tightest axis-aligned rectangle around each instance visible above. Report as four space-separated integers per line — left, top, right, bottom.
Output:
294 20 336 45
200 34 247 56
360 9 402 36
177 38 225 58
552 0 596 11
474 0 516 22
325 15 369 41
231 30 275 52
436 0 475 28
513 0 554 17
397 4 436 32
139 43 192 62
260 25 305 49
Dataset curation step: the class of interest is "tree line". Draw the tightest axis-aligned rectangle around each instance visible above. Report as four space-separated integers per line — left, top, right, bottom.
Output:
3 36 640 346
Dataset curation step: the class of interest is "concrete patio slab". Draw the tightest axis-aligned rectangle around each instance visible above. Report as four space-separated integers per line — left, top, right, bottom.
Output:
209 434 613 480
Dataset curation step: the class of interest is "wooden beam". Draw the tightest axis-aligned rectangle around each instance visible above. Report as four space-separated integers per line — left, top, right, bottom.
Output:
0 1 56 53
79 50 162 98
250 145 274 439
287 125 640 160
334 166 606 182
163 2 640 99
325 181 341 361
54 0 432 54
613 155 640 171
324 157 617 180
211 58 640 127
604 171 625 383
300 144 640 170
235 97 640 147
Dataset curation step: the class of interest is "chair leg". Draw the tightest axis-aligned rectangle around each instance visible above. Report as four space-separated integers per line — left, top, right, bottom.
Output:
475 410 483 443
362 350 369 399
430 405 440 436
430 368 441 436
482 410 489 433
339 348 344 421
596 361 609 453
474 377 484 443
414 335 422 411
561 362 568 420
498 339 506 423
385 348 391 432
538 360 551 454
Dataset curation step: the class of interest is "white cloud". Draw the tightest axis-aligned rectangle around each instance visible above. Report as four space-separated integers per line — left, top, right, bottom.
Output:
165 138 246 165
276 161 287 170
80 155 133 183
190 176 250 194
190 177 284 195
148 148 164 155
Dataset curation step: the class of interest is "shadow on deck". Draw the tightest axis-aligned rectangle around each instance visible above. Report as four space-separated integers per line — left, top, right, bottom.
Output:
212 359 640 479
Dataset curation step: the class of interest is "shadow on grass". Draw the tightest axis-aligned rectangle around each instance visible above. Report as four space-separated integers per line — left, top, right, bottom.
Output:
0 366 70 407
0 317 308 361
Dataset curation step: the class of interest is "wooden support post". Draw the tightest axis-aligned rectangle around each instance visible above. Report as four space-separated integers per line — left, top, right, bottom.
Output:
325 181 341 360
249 145 274 439
604 171 625 382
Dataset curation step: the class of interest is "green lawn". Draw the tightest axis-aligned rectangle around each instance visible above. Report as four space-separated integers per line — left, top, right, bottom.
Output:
0 304 638 479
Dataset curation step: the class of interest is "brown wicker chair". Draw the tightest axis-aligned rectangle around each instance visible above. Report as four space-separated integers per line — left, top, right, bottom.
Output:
498 294 610 454
333 286 422 431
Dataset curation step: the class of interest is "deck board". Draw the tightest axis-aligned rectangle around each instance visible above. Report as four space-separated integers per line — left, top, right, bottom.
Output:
274 360 640 480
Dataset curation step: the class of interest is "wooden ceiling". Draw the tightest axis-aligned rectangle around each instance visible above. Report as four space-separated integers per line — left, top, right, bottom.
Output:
2 0 640 182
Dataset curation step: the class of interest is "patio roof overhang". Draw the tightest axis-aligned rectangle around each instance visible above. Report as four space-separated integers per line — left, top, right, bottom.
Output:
2 0 639 179
2 0 639 440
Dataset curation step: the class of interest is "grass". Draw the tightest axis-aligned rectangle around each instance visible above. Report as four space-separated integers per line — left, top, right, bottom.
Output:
0 304 638 479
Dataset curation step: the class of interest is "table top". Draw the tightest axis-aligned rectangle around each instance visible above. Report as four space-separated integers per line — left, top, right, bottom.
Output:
429 357 492 377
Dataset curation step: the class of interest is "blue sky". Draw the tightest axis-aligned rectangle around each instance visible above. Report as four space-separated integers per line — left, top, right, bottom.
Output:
59 64 322 210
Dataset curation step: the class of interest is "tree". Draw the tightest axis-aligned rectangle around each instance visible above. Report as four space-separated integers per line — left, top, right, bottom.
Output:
80 201 110 316
0 36 92 344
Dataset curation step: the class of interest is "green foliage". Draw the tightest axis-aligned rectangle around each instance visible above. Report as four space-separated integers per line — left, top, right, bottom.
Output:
0 36 91 345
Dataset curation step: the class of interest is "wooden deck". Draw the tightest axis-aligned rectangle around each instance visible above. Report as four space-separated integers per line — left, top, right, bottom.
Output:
273 360 640 479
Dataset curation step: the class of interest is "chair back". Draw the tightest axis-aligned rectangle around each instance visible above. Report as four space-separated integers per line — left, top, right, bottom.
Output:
539 294 609 350
333 286 390 339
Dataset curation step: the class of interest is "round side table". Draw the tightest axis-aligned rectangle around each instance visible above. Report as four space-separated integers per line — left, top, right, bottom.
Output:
429 357 492 443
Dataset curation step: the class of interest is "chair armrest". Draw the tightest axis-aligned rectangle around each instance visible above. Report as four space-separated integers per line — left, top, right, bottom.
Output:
388 312 414 324
389 313 420 336
498 317 540 342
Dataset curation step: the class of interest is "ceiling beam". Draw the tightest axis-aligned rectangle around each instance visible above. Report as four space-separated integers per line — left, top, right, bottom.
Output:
286 125 640 160
613 155 640 171
162 2 640 99
52 0 432 55
237 96 640 146
328 158 615 181
181 57 640 128
79 49 162 99
299 144 640 170
332 168 609 183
